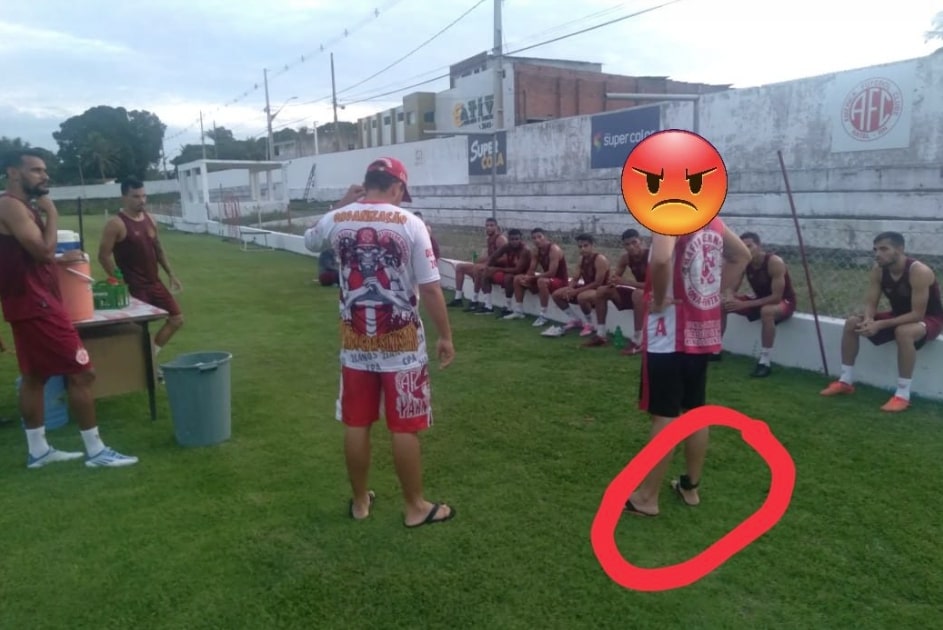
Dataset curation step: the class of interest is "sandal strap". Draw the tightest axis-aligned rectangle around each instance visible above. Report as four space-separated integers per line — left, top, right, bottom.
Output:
679 474 700 490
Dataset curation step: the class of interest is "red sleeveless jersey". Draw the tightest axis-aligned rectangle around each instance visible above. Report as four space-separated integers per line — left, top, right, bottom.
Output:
0 194 66 322
746 252 796 302
882 257 943 318
112 211 161 286
644 218 725 355
537 245 568 280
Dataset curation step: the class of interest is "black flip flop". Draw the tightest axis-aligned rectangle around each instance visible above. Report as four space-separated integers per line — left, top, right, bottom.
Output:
405 502 456 528
349 490 375 520
623 499 657 517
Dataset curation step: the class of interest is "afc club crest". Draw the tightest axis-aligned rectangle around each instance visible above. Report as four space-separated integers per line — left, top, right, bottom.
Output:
840 78 903 142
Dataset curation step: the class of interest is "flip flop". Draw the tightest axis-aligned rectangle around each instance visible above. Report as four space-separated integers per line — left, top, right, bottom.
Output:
405 502 456 528
623 499 657 517
349 490 375 520
670 476 699 507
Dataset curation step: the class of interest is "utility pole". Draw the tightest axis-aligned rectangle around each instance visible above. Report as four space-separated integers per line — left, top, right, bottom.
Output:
314 120 320 155
490 0 504 221
212 120 219 158
331 53 341 152
199 110 207 160
264 68 274 161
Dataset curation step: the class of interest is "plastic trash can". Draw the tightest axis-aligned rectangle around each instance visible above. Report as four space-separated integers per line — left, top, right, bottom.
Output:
15 375 69 431
160 351 233 447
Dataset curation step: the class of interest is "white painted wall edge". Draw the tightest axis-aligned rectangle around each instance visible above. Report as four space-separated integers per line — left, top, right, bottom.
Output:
433 257 943 404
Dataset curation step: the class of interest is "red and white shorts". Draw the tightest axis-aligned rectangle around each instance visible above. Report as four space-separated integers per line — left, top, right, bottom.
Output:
336 364 433 433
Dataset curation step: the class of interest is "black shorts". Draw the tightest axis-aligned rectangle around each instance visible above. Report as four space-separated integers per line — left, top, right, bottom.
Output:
638 352 710 418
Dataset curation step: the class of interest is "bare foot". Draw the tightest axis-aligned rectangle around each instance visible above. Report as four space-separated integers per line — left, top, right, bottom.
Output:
349 490 375 520
624 492 659 517
405 501 455 528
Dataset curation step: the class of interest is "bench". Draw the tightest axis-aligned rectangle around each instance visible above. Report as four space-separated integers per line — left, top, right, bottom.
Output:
437 257 943 401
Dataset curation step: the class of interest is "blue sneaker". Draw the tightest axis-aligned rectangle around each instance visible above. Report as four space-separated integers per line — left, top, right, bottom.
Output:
85 447 139 468
27 447 85 469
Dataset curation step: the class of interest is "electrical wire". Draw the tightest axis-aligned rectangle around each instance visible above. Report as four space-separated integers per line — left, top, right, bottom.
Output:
338 0 684 107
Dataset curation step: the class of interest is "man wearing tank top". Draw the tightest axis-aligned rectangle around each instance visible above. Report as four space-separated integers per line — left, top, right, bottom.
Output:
723 231 797 378
98 178 184 378
821 231 943 412
0 150 138 468
625 218 751 517
541 233 610 338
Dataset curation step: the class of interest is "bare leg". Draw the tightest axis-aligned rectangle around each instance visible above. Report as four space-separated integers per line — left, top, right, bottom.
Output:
345 425 373 519
678 427 709 505
20 375 46 431
513 275 527 303
392 432 454 526
627 415 675 515
154 315 183 349
759 305 780 350
594 287 611 325
537 278 551 309
895 323 926 380
577 290 595 317
551 287 569 311
66 371 98 431
631 289 645 338
841 315 863 366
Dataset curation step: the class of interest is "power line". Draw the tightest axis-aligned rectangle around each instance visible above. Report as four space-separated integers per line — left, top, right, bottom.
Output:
340 0 685 107
162 1 407 142
334 0 488 98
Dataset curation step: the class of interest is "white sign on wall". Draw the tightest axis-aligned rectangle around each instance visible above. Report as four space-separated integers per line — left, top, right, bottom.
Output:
829 60 916 153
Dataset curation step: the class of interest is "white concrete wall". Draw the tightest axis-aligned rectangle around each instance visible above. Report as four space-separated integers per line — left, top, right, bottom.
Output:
49 178 179 201
434 257 943 403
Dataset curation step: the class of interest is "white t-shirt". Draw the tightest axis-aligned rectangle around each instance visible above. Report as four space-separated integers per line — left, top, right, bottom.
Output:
304 202 440 372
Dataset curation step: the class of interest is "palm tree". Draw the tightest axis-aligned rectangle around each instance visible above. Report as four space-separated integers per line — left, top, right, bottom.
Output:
84 132 120 183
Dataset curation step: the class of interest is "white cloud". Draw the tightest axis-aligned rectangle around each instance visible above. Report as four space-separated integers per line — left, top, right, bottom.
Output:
0 20 136 56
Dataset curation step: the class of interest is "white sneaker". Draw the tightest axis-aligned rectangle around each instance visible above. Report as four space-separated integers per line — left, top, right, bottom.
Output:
27 447 85 469
532 316 549 327
502 311 525 320
541 325 566 337
86 447 139 468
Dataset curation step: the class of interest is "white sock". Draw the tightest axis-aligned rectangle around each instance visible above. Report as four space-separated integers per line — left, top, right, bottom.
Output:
154 345 163 357
633 330 642 344
472 291 479 302
588 312 597 326
25 427 50 458
539 307 547 316
484 294 493 308
455 290 464 300
566 306 580 321
596 324 607 337
839 364 854 385
759 347 771 366
895 378 913 401
81 428 106 457
515 300 524 313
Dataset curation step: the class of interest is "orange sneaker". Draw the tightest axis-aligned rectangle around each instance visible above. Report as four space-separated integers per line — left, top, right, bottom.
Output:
880 396 910 412
820 381 854 396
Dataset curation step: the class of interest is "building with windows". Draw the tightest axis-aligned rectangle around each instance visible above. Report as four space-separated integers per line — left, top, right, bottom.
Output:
356 52 731 147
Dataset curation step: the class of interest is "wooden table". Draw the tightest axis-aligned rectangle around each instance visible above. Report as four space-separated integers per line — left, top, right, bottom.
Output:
73 298 169 421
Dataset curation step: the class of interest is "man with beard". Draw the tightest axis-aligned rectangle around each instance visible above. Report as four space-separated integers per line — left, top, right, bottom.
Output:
0 150 138 468
448 217 506 311
503 227 569 325
473 228 532 317
820 231 943 412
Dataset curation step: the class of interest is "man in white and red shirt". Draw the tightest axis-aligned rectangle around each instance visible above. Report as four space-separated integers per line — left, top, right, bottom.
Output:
626 216 751 517
304 157 457 529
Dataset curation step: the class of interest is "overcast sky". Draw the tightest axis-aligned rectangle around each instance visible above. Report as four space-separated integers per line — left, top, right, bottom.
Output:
2 0 939 161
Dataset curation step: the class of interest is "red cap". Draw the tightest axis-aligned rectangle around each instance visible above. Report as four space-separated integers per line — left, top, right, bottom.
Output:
366 157 412 202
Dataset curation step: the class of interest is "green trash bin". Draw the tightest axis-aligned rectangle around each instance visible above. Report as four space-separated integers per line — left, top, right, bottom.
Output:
161 351 233 448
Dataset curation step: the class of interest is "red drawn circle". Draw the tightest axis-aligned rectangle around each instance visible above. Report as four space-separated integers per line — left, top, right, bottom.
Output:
590 404 796 592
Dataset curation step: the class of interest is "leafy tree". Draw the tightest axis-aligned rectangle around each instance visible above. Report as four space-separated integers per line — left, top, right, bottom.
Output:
53 105 166 184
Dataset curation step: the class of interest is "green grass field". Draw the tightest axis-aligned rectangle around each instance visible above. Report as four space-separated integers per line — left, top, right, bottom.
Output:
1 215 941 629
